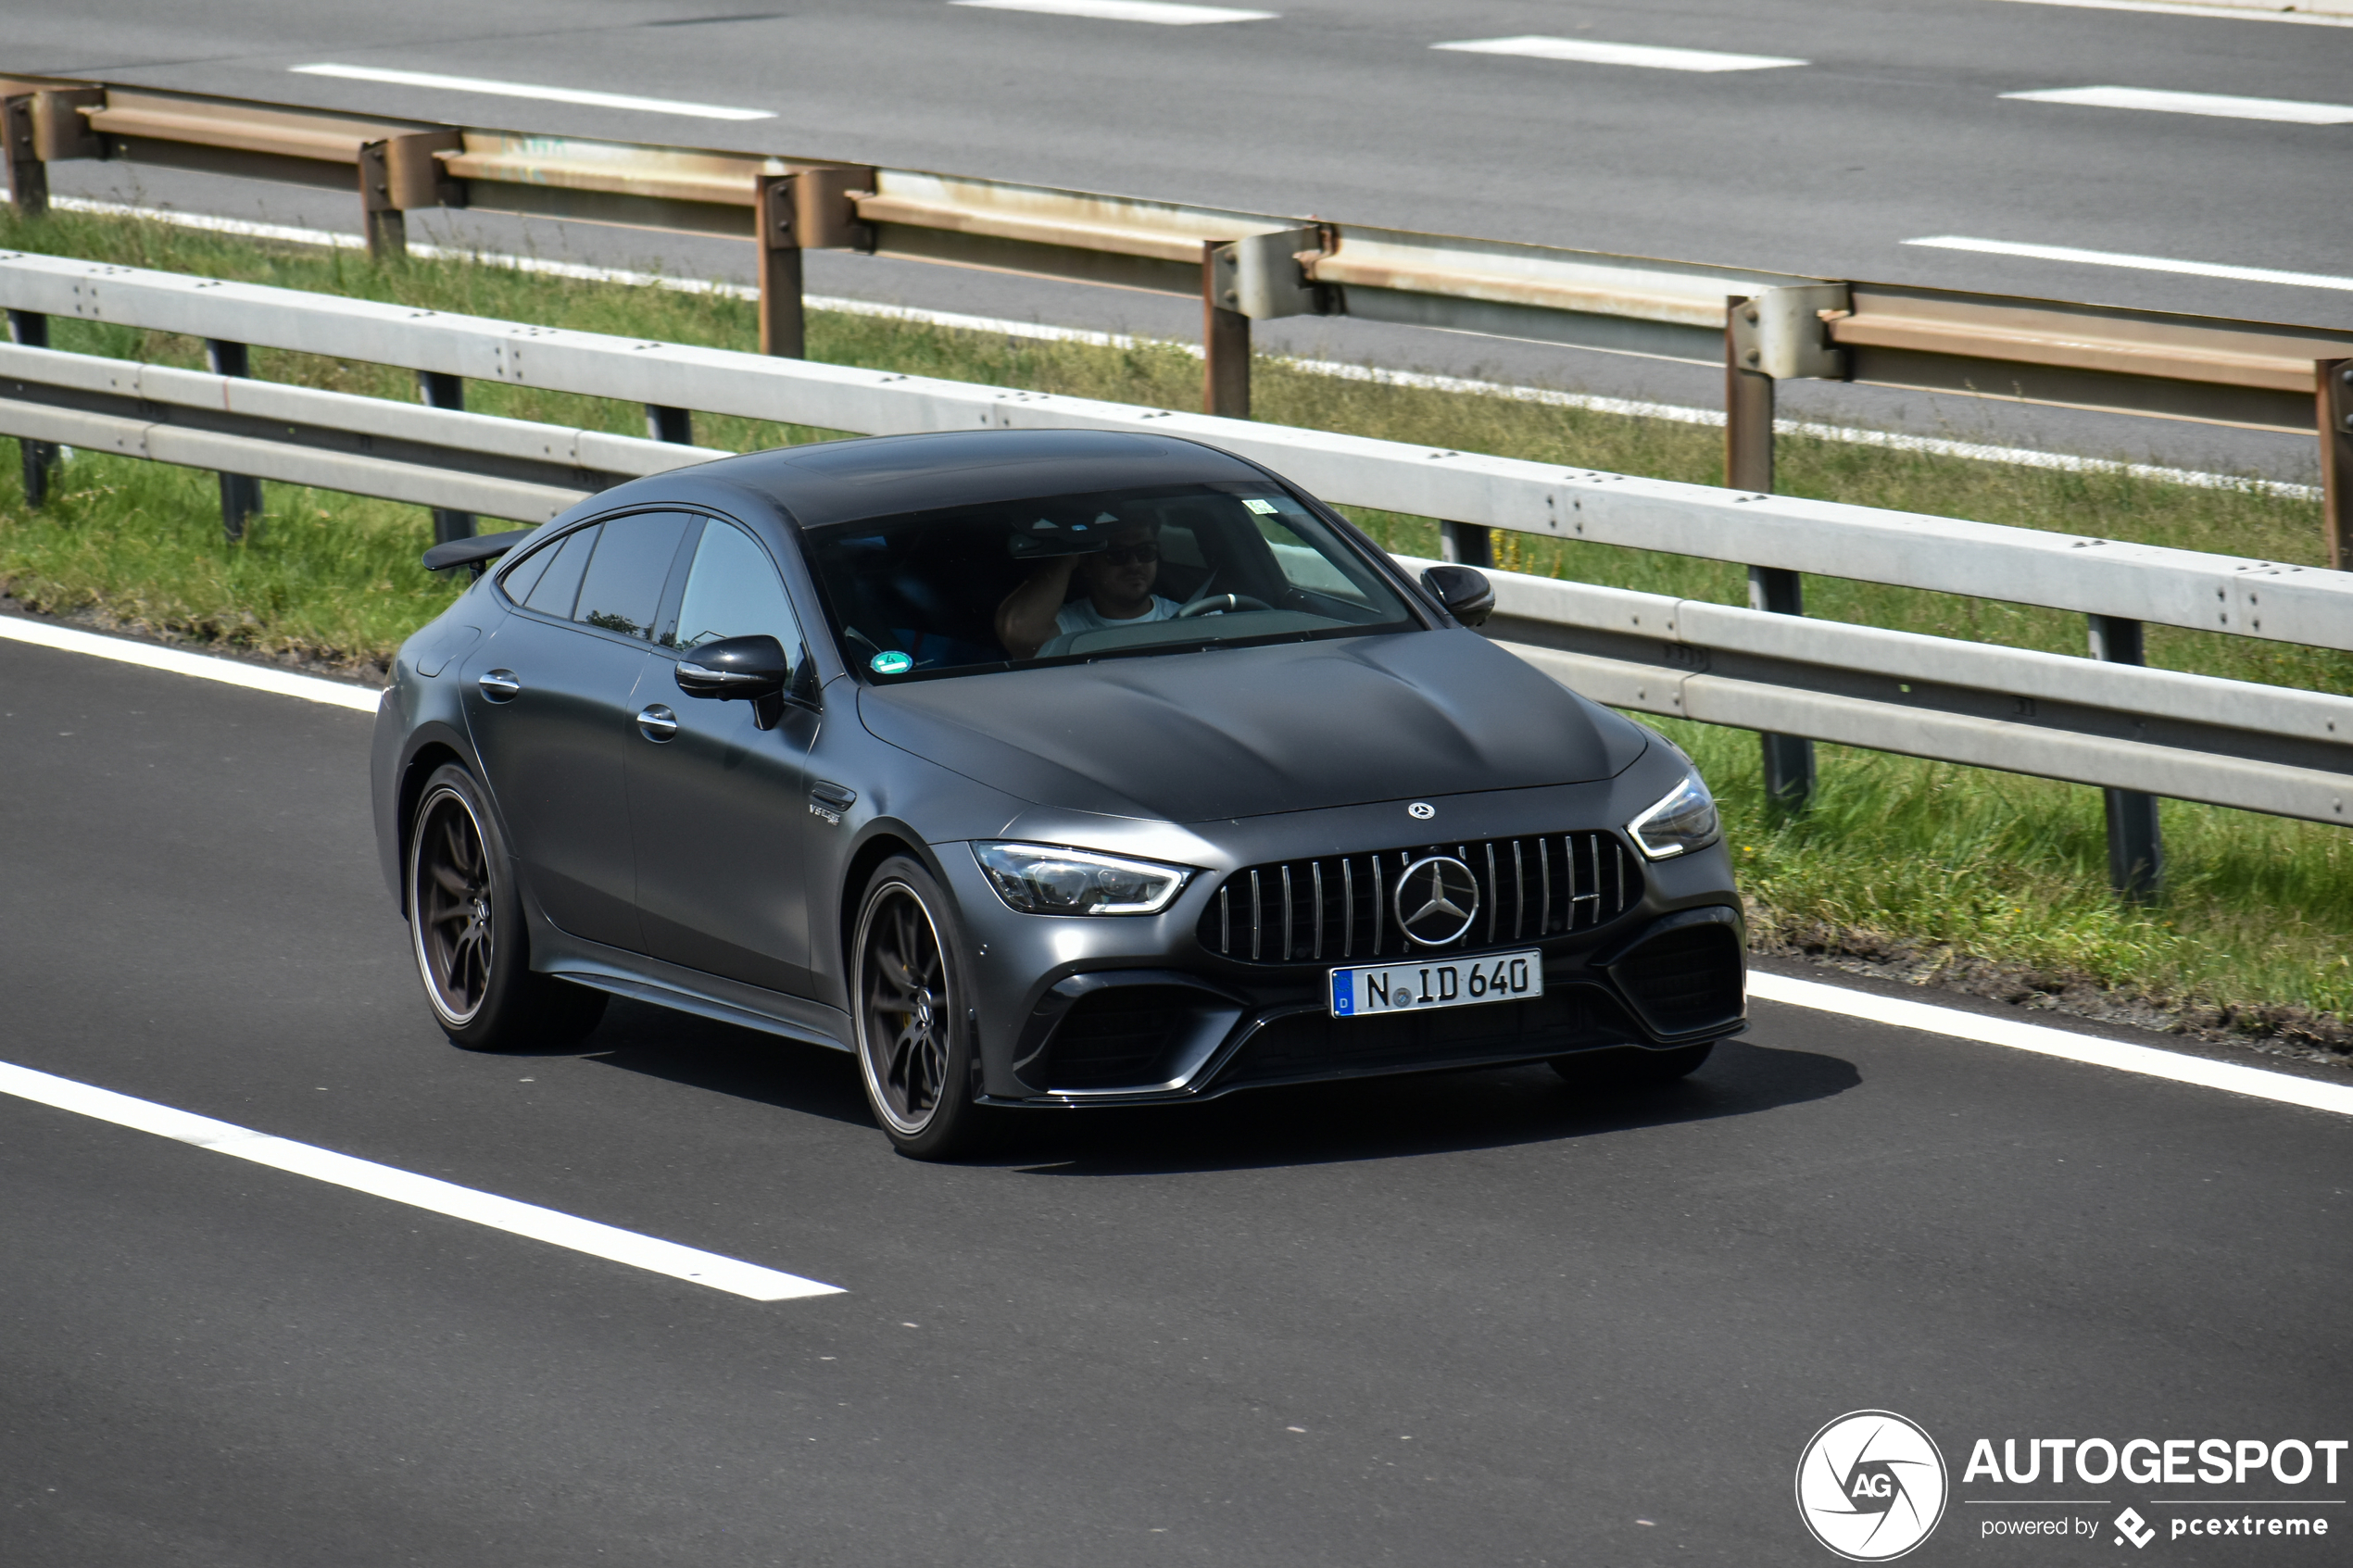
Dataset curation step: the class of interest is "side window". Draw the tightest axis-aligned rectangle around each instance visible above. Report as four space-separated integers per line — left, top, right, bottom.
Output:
673 521 802 657
573 512 691 641
519 523 599 617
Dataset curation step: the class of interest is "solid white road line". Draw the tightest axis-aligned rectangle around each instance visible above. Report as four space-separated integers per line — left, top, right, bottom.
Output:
1748 972 2353 1120
1995 0 2353 27
8 194 2322 508
1905 234 2353 294
0 615 383 712
2002 84 2353 123
0 1059 843 1301
950 0 1275 23
1433 36 1807 71
289 65 774 121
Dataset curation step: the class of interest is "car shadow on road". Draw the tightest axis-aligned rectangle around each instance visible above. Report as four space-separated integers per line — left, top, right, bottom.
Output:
992 1039 1859 1176
576 996 1858 1171
576 997 878 1129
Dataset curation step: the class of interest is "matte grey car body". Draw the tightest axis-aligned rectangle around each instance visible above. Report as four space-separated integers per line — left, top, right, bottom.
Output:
372 429 1746 1153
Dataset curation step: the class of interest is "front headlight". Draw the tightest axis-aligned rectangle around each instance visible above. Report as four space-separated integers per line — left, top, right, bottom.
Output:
1626 771 1721 860
973 842 1194 916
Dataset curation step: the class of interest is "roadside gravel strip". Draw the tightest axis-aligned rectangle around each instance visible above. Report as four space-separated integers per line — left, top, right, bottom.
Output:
8 610 2346 1122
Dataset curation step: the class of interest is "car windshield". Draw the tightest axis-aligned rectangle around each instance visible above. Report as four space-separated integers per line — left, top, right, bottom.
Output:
802 482 1420 680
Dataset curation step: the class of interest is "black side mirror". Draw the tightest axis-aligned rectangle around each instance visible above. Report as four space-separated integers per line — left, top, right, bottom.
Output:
1421 565 1495 628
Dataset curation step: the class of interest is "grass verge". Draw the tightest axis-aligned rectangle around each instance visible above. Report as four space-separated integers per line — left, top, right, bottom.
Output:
0 205 2345 1046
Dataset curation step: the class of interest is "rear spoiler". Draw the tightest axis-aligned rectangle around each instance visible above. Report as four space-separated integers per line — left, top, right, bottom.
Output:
422 527 535 578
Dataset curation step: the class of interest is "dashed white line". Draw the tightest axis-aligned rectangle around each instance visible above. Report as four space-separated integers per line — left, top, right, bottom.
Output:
289 64 774 120
950 0 1275 23
0 1059 844 1300
1748 972 2353 1119
1432 36 1807 71
1905 234 2353 293
2003 84 2353 123
1995 0 2353 27
0 614 383 712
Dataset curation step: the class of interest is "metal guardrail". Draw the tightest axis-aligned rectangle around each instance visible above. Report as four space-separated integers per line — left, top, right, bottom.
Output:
0 73 2347 572
0 266 2344 869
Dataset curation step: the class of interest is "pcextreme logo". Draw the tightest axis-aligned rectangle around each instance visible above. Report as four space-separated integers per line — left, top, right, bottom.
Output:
1795 1411 1951 1562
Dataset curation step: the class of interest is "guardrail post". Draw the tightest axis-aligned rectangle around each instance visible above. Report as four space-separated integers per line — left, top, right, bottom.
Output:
1203 241 1250 419
204 340 263 540
1439 522 1492 567
1729 295 1814 809
2087 613 2164 901
756 173 804 358
357 141 407 261
8 307 57 505
645 405 692 445
417 370 474 545
2322 358 2352 572
4 94 46 219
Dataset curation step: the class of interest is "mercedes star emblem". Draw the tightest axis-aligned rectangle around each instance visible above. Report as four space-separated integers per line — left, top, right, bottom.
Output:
1407 801 1435 820
1395 855 1480 947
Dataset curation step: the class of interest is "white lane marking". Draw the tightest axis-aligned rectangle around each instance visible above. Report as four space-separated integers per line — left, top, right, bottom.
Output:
10 194 2321 505
0 1059 843 1301
1432 36 1807 71
2002 84 2353 123
1994 0 2353 28
1748 972 2353 1119
950 0 1275 23
1904 234 2353 293
288 64 774 121
0 615 383 712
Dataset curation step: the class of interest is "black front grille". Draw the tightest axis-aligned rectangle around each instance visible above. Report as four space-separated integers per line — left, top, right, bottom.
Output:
1611 923 1745 1037
1230 986 1635 1086
1040 985 1199 1088
1198 832 1642 965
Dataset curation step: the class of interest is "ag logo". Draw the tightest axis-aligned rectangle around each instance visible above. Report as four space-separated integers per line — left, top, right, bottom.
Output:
1795 1411 1948 1562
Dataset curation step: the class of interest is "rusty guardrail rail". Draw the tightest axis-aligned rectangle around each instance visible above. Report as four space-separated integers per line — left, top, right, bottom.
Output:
1 74 2344 568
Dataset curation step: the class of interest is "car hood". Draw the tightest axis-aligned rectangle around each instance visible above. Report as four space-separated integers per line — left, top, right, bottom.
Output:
856 630 1648 823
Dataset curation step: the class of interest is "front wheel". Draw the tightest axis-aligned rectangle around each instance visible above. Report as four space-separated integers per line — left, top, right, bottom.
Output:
851 856 993 1160
408 764 606 1051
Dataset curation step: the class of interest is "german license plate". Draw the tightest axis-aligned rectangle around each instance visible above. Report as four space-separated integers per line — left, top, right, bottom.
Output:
1328 948 1542 1018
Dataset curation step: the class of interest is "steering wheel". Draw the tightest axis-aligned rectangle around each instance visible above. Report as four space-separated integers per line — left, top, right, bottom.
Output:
1176 593 1273 619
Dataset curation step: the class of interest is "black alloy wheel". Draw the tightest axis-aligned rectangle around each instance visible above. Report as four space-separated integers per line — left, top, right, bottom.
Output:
851 857 990 1159
413 783 495 1024
406 763 606 1051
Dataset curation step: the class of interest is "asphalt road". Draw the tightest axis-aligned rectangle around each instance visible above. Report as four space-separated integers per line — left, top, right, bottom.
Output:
6 0 2348 477
5 631 2350 1565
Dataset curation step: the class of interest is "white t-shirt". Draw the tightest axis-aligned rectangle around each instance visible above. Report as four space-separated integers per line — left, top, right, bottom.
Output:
1055 594 1183 637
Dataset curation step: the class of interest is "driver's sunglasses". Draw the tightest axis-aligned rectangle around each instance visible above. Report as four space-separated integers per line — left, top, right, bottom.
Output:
1101 542 1161 565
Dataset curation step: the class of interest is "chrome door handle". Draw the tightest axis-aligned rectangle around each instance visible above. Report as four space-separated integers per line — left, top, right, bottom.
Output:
478 669 521 702
635 703 679 743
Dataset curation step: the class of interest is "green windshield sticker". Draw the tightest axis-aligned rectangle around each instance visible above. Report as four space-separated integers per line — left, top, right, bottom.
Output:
1242 498 1278 515
870 650 914 674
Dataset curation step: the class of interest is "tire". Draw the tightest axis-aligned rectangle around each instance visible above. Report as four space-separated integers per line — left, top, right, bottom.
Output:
1551 1040 1714 1088
407 763 607 1051
850 856 993 1160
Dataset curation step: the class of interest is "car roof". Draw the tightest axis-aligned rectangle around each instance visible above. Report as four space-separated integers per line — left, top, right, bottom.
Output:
606 428 1276 531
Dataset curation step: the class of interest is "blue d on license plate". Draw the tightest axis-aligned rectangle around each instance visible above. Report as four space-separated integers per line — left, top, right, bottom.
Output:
1329 948 1542 1018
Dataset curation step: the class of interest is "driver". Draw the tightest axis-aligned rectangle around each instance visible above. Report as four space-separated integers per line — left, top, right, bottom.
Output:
995 520 1182 660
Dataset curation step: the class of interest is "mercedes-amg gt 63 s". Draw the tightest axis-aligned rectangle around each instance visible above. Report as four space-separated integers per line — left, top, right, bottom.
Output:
373 428 1746 1158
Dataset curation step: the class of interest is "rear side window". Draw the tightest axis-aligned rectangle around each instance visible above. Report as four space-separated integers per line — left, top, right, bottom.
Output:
573 513 691 640
519 524 599 617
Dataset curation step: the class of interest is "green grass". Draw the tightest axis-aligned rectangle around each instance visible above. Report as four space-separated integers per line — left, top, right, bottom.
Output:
0 204 2346 1035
